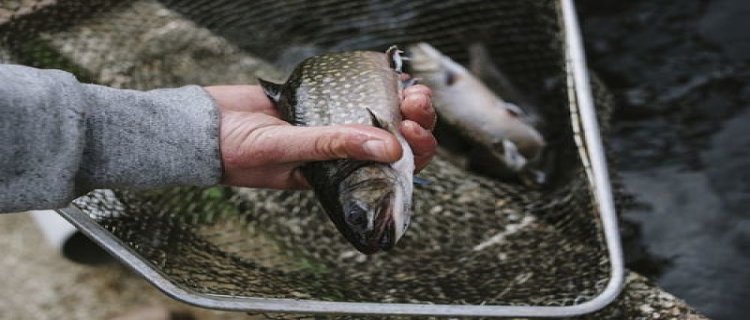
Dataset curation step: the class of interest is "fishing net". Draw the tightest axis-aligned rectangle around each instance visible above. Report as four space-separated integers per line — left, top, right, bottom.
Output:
1 0 622 316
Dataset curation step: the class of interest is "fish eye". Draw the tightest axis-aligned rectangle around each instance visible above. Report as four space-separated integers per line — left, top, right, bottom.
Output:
345 203 370 231
445 70 459 86
505 102 525 118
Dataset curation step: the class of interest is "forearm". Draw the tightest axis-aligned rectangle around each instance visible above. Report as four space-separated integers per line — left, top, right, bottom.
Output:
0 64 222 212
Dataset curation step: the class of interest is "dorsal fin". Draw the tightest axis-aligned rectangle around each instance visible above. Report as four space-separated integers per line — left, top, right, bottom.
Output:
366 108 385 129
366 108 401 135
468 43 543 125
258 78 283 103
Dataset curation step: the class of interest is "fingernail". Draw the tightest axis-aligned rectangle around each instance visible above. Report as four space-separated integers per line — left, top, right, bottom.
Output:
363 139 387 157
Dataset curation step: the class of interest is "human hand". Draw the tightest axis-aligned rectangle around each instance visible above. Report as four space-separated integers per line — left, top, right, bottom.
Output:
204 84 437 189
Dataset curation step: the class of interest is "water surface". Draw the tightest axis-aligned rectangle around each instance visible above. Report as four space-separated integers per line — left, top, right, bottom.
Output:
579 1 750 318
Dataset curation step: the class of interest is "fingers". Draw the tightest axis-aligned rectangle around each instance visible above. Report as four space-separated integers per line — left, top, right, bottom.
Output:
204 85 280 116
401 84 437 171
401 84 436 131
250 123 404 165
400 120 437 172
216 81 439 189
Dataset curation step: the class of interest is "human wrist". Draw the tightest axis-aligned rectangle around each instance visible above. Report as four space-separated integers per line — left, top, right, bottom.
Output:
203 85 279 116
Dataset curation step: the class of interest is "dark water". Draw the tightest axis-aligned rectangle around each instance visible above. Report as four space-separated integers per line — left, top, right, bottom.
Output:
578 1 750 319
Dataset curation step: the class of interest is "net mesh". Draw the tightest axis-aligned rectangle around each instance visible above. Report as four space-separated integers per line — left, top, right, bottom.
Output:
1 0 617 310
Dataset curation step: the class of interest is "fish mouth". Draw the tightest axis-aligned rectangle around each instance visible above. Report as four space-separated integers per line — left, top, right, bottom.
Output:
369 195 397 252
340 190 399 254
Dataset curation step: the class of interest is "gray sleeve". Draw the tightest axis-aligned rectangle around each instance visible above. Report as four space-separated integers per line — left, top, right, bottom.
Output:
0 64 222 212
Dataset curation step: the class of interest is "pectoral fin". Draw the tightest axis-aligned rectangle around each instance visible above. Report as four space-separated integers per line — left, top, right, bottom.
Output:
468 44 529 105
493 139 527 171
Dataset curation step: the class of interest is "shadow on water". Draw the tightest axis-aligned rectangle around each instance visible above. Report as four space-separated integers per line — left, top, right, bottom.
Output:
578 0 750 319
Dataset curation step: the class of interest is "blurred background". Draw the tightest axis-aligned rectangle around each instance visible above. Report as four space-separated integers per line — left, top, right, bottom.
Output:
0 0 748 319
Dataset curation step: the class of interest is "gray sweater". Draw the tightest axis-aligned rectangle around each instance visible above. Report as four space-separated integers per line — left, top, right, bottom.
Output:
0 64 222 212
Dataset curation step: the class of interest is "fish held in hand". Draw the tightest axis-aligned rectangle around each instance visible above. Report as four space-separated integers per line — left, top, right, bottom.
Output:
407 42 546 183
259 46 414 254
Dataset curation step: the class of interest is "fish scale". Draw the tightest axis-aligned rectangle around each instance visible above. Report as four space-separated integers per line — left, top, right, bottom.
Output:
293 51 400 127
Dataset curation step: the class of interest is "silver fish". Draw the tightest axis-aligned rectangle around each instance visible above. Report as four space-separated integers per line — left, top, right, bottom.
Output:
259 46 414 254
407 42 546 181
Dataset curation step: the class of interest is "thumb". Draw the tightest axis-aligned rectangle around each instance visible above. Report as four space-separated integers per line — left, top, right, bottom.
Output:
260 124 403 164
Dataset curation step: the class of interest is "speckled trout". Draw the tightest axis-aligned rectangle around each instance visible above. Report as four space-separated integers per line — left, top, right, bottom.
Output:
259 46 414 254
408 42 546 183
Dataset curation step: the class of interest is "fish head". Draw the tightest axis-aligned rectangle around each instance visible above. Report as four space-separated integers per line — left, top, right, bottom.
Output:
306 156 413 255
334 163 412 254
407 42 471 92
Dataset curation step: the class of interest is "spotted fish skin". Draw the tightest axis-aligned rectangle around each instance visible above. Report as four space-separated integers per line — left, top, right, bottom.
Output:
260 48 414 254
